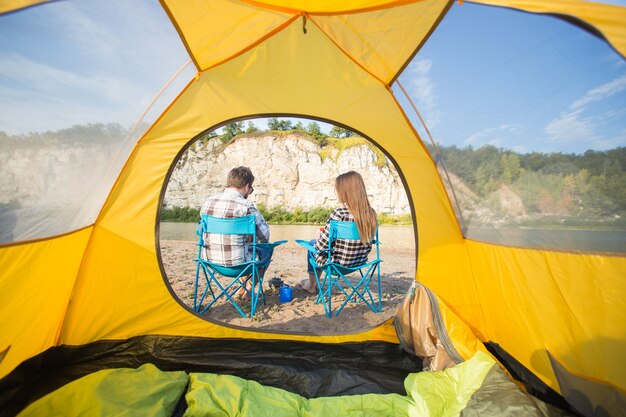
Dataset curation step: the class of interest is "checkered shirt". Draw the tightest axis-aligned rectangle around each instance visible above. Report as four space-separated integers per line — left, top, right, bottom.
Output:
200 188 270 266
314 207 374 267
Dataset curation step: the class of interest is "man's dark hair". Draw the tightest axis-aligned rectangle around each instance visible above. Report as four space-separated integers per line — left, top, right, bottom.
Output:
226 166 254 188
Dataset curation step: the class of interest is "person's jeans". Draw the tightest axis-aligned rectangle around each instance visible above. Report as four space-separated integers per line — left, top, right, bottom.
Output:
256 246 274 269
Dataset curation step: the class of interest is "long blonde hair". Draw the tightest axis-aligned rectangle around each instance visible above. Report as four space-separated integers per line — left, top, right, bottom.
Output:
335 171 377 244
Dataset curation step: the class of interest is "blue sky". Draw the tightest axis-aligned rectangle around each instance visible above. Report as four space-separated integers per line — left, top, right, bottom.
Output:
396 2 626 154
0 0 191 135
1 1 625 155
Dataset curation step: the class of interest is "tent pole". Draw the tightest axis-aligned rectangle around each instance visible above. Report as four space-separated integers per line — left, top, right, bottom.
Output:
395 80 467 235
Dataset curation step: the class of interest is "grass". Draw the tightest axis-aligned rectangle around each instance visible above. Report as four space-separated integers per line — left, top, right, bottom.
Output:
161 205 413 225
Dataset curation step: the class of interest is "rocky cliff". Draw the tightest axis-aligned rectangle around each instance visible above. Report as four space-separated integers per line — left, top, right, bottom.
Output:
164 133 411 214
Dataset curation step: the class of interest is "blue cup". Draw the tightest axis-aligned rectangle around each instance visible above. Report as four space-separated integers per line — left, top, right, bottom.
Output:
279 285 293 303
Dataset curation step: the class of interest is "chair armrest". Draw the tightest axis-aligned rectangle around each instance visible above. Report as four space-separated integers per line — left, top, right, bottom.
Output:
256 240 288 249
295 239 318 253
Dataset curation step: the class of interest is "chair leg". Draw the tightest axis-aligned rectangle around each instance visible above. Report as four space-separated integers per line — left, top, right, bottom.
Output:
196 265 215 312
334 263 382 316
199 278 248 318
193 261 201 311
313 269 335 314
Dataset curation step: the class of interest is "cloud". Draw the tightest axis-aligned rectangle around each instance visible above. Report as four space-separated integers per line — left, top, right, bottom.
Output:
544 109 595 142
404 59 441 127
544 108 626 151
544 74 626 148
570 75 626 110
464 124 522 148
45 3 120 60
0 1 192 135
0 53 148 104
45 1 186 68
407 60 434 110
0 52 151 134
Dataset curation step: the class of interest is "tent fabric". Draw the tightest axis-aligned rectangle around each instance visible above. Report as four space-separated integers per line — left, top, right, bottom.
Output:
548 352 626 417
162 0 626 79
17 363 188 417
0 0 49 14
462 362 573 417
0 1 625 416
0 227 92 379
449 241 626 394
163 0 451 82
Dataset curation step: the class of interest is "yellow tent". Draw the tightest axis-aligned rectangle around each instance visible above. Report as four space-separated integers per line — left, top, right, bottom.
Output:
1 1 624 415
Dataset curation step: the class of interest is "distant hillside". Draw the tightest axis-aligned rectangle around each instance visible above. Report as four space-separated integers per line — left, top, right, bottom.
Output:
434 144 626 226
164 131 626 228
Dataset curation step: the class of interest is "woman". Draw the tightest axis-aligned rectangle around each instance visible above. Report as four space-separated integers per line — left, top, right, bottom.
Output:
299 171 378 293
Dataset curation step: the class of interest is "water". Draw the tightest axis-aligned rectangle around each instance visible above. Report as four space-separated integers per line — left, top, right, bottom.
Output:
159 222 626 254
159 223 416 250
467 227 626 254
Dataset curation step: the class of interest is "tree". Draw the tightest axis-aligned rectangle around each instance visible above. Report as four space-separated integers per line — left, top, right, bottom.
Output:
306 121 327 146
267 118 293 131
294 121 305 132
245 121 259 133
221 122 244 143
328 125 355 138
500 153 521 184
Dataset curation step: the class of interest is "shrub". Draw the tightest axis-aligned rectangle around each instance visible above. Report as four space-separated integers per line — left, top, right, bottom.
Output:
160 206 200 222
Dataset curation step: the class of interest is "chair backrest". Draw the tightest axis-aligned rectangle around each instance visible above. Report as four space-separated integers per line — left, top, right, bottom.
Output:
329 220 359 241
328 220 380 259
197 214 256 246
329 220 377 241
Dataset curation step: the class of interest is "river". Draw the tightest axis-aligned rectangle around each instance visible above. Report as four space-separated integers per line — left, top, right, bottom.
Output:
159 222 626 254
159 223 416 250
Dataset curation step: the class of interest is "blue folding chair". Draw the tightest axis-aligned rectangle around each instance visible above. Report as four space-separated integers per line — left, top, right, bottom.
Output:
296 220 382 318
194 214 286 318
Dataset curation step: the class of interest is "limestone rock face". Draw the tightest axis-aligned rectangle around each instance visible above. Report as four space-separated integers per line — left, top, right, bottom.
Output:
164 133 411 214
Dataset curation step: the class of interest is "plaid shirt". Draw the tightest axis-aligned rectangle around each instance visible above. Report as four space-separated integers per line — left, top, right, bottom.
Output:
314 207 374 267
200 188 270 266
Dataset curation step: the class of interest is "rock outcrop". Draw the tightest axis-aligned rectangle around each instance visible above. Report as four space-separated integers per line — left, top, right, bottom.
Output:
164 133 411 213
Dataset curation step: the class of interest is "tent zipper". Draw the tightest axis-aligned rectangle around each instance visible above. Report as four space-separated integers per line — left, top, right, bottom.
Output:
422 284 464 364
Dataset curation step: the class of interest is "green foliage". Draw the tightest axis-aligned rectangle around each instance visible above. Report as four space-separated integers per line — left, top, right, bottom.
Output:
377 212 413 225
198 130 218 144
320 136 388 167
436 144 626 219
256 204 334 224
267 118 293 131
328 126 356 138
245 121 259 133
160 206 200 222
305 121 328 147
1 123 128 148
294 121 305 132
332 136 365 150
221 122 244 143
242 204 413 225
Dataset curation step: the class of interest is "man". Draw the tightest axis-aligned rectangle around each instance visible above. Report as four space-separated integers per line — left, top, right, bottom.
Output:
200 166 271 297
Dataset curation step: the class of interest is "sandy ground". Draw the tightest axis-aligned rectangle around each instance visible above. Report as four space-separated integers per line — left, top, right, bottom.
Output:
161 239 415 334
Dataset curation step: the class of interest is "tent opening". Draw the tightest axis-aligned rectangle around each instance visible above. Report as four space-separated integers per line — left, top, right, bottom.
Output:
157 116 416 333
